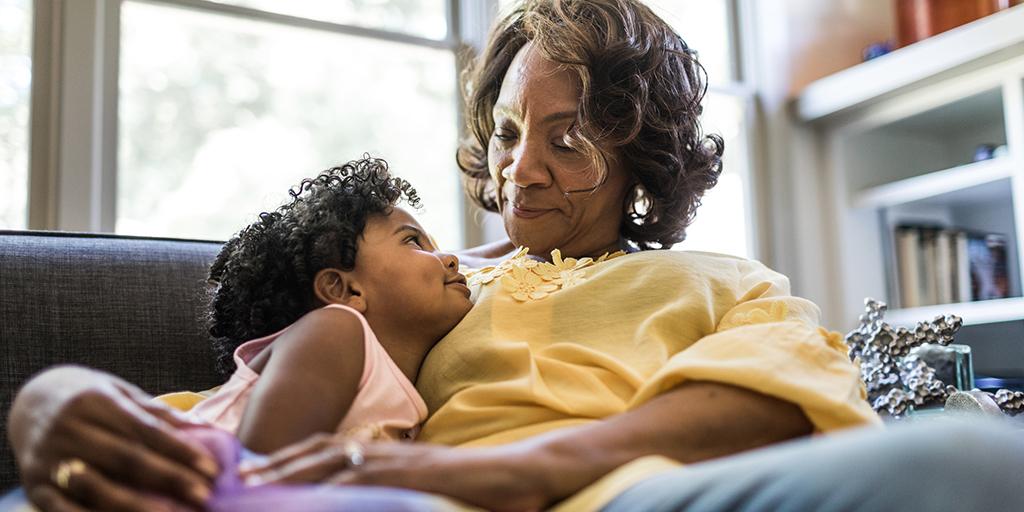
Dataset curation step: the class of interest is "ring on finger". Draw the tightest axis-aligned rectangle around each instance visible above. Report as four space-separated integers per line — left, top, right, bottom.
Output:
343 441 365 468
51 458 88 491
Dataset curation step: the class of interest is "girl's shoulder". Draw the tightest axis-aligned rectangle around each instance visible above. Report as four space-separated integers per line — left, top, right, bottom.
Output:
259 305 369 372
287 304 369 347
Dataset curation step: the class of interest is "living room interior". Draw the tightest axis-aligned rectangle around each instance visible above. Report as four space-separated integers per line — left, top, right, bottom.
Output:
3 0 1024 505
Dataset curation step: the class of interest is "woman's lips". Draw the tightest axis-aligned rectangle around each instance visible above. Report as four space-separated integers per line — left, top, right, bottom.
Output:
511 204 553 219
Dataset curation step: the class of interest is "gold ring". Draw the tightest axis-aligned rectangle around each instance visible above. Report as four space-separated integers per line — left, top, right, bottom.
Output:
51 458 87 491
343 441 365 468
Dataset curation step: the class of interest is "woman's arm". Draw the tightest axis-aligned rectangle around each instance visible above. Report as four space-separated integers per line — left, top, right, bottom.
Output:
243 380 811 511
516 380 813 502
453 239 515 268
7 365 219 511
237 308 365 454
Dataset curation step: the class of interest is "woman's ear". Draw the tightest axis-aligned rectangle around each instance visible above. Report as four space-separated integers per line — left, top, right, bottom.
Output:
313 268 367 313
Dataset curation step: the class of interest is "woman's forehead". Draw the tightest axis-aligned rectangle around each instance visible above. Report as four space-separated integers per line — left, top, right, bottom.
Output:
495 42 579 117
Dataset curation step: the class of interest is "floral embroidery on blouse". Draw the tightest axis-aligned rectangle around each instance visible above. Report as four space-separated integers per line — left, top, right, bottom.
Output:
468 247 626 301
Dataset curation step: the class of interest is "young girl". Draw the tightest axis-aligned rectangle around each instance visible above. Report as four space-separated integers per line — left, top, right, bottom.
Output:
188 156 473 455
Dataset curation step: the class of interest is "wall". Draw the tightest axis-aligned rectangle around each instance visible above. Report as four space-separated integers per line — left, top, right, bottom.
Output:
747 0 893 327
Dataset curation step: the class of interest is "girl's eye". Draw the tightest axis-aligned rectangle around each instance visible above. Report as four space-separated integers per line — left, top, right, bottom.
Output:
406 236 423 248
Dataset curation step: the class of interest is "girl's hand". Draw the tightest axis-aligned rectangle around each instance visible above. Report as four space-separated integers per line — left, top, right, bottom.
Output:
9 366 219 512
240 433 549 512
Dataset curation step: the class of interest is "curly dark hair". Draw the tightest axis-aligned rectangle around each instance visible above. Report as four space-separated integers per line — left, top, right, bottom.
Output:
457 0 724 250
206 156 421 376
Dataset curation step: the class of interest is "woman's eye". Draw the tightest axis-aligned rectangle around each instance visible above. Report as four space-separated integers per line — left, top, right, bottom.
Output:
552 138 576 152
492 130 517 142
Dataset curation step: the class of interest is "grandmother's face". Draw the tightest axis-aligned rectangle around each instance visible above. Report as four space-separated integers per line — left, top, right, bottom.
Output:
488 42 631 259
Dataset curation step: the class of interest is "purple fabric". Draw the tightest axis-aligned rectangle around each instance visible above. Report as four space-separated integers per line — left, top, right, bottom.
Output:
186 428 440 512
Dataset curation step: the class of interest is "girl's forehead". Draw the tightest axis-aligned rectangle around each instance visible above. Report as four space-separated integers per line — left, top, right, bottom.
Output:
364 207 427 238
384 207 425 232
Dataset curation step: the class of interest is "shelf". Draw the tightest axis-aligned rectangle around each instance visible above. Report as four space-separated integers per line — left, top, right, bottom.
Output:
796 5 1024 122
854 157 1014 209
884 297 1024 328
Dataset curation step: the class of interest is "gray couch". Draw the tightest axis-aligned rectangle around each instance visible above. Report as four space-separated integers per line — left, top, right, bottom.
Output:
0 230 226 490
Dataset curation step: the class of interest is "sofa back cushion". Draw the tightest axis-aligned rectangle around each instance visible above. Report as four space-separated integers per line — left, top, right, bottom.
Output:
0 231 225 490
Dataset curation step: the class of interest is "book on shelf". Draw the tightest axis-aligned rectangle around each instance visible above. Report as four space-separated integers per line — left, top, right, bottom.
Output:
893 225 1010 308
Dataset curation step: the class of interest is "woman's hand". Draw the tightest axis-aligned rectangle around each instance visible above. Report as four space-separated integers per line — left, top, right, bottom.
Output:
240 433 549 512
8 366 219 512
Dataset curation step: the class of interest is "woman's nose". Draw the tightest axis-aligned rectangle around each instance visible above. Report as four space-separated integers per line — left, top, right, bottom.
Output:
502 140 553 189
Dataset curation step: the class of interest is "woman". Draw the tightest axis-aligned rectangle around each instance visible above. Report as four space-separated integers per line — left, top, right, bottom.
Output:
15 1 1020 511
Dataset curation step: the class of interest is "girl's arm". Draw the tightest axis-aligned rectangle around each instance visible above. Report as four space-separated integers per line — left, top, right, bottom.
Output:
242 381 811 511
236 308 366 454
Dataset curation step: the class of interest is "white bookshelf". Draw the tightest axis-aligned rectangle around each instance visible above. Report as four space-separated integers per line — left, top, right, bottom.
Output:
853 157 1014 209
884 297 1024 328
796 6 1024 121
796 6 1024 357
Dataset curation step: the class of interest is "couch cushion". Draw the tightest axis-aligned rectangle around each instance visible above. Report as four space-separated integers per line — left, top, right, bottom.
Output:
0 230 225 490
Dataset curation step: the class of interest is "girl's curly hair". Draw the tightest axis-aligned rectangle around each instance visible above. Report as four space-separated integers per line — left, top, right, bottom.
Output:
206 156 420 376
457 0 724 250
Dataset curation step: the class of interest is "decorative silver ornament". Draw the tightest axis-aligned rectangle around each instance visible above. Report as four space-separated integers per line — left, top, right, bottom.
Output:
844 298 1019 418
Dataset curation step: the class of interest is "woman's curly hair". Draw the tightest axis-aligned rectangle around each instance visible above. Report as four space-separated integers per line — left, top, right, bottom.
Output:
457 0 724 250
206 156 420 376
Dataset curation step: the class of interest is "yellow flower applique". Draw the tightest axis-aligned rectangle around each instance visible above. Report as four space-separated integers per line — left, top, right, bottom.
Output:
466 247 531 286
535 249 595 289
596 250 627 263
501 265 558 301
468 246 627 300
554 268 587 289
466 265 499 286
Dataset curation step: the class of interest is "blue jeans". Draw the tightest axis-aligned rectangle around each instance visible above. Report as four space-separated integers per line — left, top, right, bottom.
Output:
0 488 27 511
4 419 1021 511
603 418 1023 512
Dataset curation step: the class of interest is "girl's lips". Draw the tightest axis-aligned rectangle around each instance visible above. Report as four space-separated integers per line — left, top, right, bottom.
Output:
448 282 471 297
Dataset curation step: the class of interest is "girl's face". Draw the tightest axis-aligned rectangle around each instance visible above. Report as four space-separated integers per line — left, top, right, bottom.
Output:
351 207 472 343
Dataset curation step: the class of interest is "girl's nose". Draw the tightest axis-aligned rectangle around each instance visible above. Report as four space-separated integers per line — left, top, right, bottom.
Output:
441 252 459 270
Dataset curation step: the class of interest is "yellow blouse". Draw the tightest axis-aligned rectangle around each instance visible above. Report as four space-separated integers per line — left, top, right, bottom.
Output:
415 248 880 510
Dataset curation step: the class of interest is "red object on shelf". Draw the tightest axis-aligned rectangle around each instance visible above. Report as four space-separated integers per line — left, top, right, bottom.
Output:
895 0 1019 48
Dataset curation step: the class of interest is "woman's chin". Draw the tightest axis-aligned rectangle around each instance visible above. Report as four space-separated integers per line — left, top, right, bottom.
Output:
508 235 556 256
504 222 559 254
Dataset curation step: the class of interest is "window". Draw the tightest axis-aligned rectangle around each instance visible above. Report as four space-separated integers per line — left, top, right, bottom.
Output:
641 0 754 258
208 0 448 40
16 0 756 257
118 1 460 248
677 93 751 258
117 1 462 248
0 0 32 229
641 0 735 85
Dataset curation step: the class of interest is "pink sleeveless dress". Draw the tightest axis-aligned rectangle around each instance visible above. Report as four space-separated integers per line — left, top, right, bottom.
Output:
190 304 427 442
